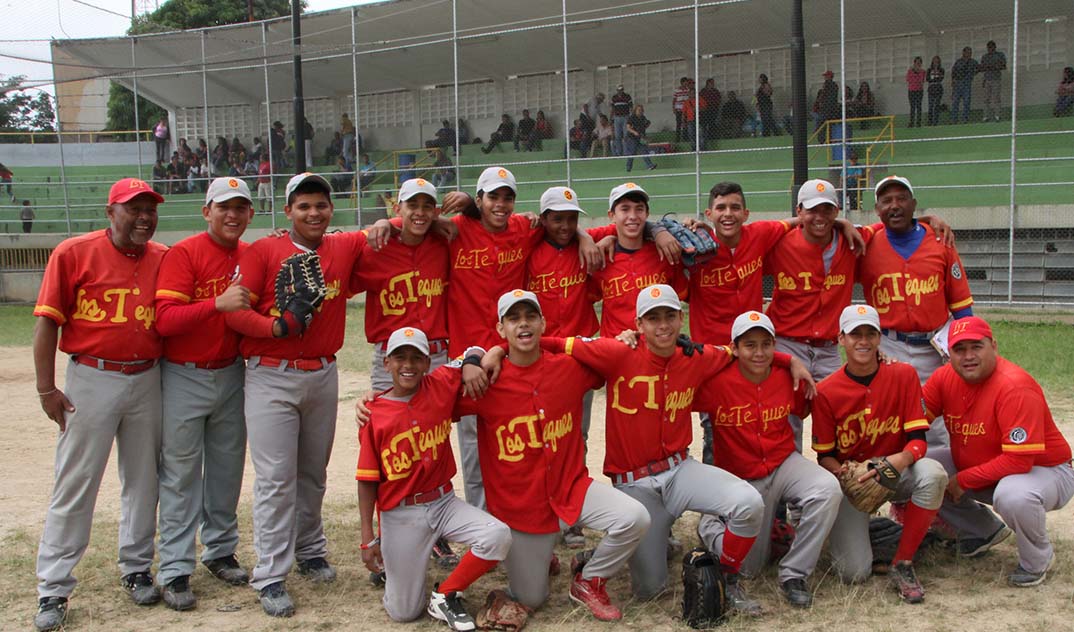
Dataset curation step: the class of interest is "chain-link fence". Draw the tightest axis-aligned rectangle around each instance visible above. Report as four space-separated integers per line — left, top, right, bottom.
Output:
1 0 1071 305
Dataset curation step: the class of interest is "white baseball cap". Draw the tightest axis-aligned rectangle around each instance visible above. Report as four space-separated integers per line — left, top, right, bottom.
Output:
497 289 542 320
609 182 649 210
285 172 332 203
539 186 585 214
839 304 881 334
205 177 252 206
797 178 839 209
874 175 915 200
398 177 438 202
731 310 776 341
476 167 517 195
385 326 430 356
636 284 681 318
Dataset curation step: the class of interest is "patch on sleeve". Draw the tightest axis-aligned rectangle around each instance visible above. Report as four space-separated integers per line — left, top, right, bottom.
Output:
446 358 463 368
951 262 963 280
1008 427 1027 444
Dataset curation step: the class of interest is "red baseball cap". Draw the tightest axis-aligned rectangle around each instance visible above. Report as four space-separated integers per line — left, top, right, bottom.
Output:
947 316 993 351
108 178 165 205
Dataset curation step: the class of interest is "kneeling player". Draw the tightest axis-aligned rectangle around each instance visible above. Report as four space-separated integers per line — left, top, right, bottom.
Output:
811 305 948 603
696 311 841 609
358 328 511 631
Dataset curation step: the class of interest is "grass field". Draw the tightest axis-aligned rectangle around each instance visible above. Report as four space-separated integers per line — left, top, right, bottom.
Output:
1 304 1073 630
2 111 1072 236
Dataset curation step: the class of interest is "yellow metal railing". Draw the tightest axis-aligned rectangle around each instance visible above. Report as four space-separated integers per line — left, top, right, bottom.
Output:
0 129 154 144
807 115 895 209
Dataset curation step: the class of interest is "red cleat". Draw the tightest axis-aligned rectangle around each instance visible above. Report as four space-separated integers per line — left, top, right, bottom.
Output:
569 573 622 621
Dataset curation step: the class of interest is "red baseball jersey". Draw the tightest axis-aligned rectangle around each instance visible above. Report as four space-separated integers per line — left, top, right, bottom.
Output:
355 365 462 511
446 214 543 356
525 239 599 337
924 357 1072 489
811 362 930 462
352 234 450 344
226 231 365 359
858 224 974 333
764 227 871 341
455 352 603 534
590 243 687 338
34 229 166 361
155 232 246 363
688 220 790 344
693 364 808 480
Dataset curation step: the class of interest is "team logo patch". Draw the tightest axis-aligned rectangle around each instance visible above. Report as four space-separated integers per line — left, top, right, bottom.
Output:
403 328 415 337
497 169 507 178
416 178 426 186
130 179 146 189
857 306 868 314
625 182 636 189
649 287 662 298
748 312 761 321
951 262 963 280
1009 427 1028 444
512 289 524 297
228 178 239 188
816 183 825 192
564 189 573 200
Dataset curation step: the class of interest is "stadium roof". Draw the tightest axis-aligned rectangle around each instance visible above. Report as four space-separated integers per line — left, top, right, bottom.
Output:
50 0 1069 109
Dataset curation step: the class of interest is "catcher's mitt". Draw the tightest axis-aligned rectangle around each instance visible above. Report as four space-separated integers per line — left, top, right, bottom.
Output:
869 516 903 573
839 457 901 514
476 589 532 632
681 548 728 629
658 215 719 267
274 252 327 336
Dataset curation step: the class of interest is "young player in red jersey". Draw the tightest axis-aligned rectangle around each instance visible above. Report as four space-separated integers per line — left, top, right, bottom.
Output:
154 177 256 610
694 311 840 609
811 305 948 603
358 327 509 631
32 178 167 631
924 317 1073 587
225 173 367 617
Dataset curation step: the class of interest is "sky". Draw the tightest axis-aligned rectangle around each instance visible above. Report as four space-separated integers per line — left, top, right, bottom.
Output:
0 0 370 93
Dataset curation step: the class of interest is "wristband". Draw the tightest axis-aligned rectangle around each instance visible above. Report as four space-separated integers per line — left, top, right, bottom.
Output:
37 388 59 397
462 354 482 367
360 537 380 550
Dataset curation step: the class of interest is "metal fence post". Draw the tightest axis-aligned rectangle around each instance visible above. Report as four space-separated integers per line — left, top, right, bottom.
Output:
1006 0 1020 305
131 38 143 179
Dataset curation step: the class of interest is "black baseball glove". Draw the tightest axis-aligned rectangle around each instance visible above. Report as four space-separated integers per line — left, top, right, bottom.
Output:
274 252 327 336
681 547 728 629
658 215 719 267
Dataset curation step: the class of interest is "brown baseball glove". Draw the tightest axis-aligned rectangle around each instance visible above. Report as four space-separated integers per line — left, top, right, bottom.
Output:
476 589 532 632
839 457 900 514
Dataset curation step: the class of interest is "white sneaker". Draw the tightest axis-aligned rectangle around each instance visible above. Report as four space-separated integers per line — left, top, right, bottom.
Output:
428 589 475 631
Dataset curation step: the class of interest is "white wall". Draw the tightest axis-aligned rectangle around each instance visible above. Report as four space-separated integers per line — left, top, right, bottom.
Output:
0 141 156 168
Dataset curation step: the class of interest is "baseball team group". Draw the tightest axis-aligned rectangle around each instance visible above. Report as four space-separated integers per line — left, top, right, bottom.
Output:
27 160 1073 631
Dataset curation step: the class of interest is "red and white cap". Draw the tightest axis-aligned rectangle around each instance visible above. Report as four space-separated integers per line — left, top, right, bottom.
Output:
874 175 915 200
839 304 881 333
947 316 994 351
385 326 430 356
636 284 681 318
797 179 839 209
398 177 438 202
731 310 776 341
497 289 542 320
608 182 649 210
476 167 517 195
108 177 164 205
540 186 585 214
205 177 252 205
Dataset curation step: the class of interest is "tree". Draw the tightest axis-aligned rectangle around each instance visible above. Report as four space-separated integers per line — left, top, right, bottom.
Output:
106 0 300 131
0 75 57 142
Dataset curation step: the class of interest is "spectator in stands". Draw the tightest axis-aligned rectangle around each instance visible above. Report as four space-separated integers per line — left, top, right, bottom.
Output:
154 116 170 163
980 40 1007 122
195 138 208 162
231 137 247 162
186 156 204 194
514 109 537 152
699 78 722 144
457 118 471 144
534 110 553 149
568 119 588 157
950 46 978 124
756 74 778 136
21 200 34 234
302 116 315 167
906 56 926 128
720 91 750 139
0 162 12 201
256 156 271 213
359 153 376 190
624 104 656 172
250 136 263 162
844 151 864 211
587 92 606 119
1055 66 1074 117
610 84 632 156
591 114 613 157
211 136 230 175
430 149 455 189
269 121 286 170
852 81 877 128
151 160 167 194
926 56 945 126
243 154 259 177
683 91 700 150
177 138 192 162
481 114 515 154
330 156 353 194
341 113 357 169
813 70 840 131
673 76 691 142
579 103 596 142
325 132 342 164
167 154 187 194
426 120 456 150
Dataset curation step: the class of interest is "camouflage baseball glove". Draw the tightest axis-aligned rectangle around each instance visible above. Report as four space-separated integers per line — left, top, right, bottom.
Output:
681 547 728 629
658 215 719 267
476 589 532 632
273 252 327 336
839 457 901 515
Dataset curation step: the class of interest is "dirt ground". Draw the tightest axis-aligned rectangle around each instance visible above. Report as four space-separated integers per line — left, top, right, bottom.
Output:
1 345 1073 631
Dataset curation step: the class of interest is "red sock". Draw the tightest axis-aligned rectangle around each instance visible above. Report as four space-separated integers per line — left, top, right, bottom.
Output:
719 531 757 573
892 501 939 564
438 551 498 595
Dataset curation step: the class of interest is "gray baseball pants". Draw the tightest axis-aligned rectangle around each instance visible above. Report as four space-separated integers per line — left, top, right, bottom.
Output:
931 447 1074 574
503 482 649 608
615 458 763 599
879 334 950 447
697 451 841 582
380 493 511 621
36 359 162 598
828 457 947 582
775 337 842 451
157 359 246 585
244 357 338 591
457 415 485 509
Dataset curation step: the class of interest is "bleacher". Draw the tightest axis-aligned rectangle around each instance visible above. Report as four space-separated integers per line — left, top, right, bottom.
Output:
959 230 1074 303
